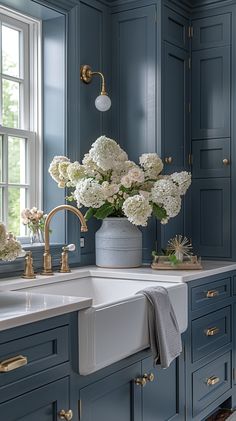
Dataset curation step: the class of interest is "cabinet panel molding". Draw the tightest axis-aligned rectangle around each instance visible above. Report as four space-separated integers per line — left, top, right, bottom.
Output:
192 14 231 50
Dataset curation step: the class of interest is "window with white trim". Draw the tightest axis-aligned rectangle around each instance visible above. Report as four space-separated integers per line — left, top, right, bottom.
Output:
0 7 41 239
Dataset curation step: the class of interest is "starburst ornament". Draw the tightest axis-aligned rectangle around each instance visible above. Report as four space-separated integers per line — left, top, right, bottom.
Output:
167 235 193 262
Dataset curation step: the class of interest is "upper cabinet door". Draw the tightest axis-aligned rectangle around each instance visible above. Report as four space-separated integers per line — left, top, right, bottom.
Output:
163 7 189 50
192 14 231 51
112 5 156 162
192 47 230 140
163 43 189 173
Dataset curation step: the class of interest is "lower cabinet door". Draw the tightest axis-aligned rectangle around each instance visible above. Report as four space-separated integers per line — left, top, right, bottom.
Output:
0 377 70 421
79 362 142 421
142 356 184 421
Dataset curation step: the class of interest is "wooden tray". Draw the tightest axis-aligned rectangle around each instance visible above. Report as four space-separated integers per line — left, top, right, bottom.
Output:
151 256 203 270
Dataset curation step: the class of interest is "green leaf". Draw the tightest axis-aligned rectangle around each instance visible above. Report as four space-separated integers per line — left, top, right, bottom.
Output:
152 203 167 220
168 255 180 266
94 203 115 220
84 208 96 221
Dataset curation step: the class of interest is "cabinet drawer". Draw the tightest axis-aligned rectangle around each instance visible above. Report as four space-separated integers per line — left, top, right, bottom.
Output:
192 352 231 416
191 277 231 311
192 307 231 362
192 14 231 50
0 325 69 387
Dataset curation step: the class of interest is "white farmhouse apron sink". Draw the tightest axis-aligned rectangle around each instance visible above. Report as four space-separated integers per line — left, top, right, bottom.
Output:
20 276 187 375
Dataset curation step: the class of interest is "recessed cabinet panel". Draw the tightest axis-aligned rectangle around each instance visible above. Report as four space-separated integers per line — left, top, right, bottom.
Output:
142 356 183 420
112 6 156 161
192 14 231 50
164 43 189 173
192 178 231 257
164 7 189 50
192 47 230 139
0 377 69 420
80 363 142 421
192 139 230 178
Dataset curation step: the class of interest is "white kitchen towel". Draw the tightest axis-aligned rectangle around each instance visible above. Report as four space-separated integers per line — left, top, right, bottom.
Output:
137 286 182 368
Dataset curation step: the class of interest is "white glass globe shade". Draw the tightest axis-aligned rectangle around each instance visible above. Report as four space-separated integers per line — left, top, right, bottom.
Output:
95 94 111 112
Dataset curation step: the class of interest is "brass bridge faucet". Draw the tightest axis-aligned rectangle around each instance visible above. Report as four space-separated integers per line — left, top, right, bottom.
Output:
41 205 88 275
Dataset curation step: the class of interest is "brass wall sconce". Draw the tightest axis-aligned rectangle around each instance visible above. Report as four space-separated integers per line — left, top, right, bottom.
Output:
80 64 111 112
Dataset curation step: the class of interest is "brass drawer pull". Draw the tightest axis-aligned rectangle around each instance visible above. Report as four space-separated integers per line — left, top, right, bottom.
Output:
207 376 220 386
58 409 73 420
0 355 28 372
206 290 219 298
135 372 155 387
205 327 220 337
165 156 173 164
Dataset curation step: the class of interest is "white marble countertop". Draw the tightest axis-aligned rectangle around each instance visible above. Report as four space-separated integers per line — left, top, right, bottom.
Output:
0 291 92 331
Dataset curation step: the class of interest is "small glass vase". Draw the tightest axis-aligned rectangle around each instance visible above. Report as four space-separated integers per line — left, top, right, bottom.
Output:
30 229 44 244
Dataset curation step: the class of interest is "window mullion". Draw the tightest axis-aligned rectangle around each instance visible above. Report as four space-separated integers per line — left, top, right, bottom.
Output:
0 20 2 126
3 133 7 225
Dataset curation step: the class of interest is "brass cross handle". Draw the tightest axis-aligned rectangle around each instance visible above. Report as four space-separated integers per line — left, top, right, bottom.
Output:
135 372 155 386
165 157 173 164
223 158 230 166
58 409 73 420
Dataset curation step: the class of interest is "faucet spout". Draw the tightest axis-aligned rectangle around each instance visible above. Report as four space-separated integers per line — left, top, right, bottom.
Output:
41 205 88 275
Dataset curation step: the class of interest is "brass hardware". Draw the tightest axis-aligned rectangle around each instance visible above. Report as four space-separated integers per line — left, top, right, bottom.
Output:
135 373 155 387
188 25 194 39
21 251 36 279
223 158 230 166
58 409 73 420
188 57 191 70
205 327 220 337
0 355 28 372
207 376 220 386
80 64 107 96
188 154 192 166
206 290 219 298
41 205 88 276
165 157 173 164
59 244 76 273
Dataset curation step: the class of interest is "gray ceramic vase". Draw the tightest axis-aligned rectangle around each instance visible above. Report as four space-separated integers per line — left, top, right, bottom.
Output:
95 217 142 268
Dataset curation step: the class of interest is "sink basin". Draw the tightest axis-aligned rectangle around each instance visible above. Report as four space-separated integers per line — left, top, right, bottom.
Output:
20 276 187 375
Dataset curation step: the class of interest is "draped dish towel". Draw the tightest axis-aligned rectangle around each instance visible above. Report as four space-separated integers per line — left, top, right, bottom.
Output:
137 286 182 368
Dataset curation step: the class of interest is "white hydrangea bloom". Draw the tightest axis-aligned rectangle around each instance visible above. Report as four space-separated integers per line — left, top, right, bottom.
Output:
74 178 106 209
171 171 191 195
151 178 179 203
102 181 120 198
82 153 104 177
67 162 86 186
139 153 163 179
121 174 132 188
0 236 22 261
161 195 182 218
0 223 7 251
48 156 70 187
122 195 152 226
89 136 128 171
127 167 145 184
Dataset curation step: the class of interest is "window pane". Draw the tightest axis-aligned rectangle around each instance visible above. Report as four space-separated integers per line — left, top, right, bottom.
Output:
8 187 26 236
0 187 3 220
2 25 20 78
2 79 20 128
8 137 26 184
0 136 2 182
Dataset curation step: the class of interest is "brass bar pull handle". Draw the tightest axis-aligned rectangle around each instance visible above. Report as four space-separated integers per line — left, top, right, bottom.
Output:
58 409 73 420
207 376 220 386
206 290 219 298
135 373 155 387
223 158 230 166
165 157 173 164
0 355 28 372
205 327 220 337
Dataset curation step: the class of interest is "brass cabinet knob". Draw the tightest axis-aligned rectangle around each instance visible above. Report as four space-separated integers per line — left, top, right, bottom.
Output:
206 376 220 386
135 372 155 387
58 410 73 420
223 158 230 166
205 327 220 337
165 157 173 164
206 290 219 298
